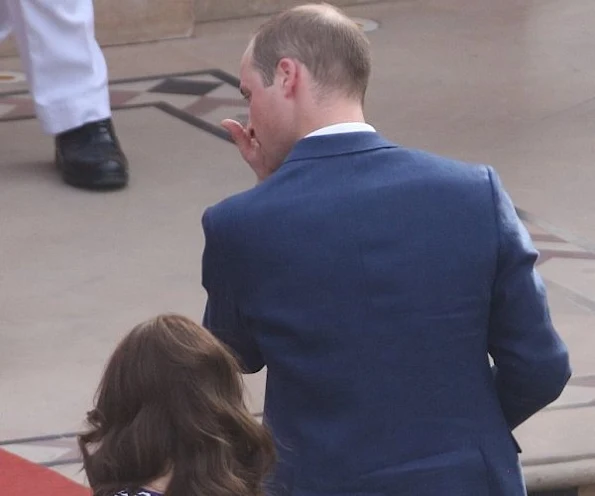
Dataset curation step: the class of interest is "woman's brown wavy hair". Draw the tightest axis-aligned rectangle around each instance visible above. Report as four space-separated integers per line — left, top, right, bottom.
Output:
78 314 275 496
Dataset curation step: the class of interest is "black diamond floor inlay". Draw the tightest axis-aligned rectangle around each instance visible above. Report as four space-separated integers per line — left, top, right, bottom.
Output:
149 78 222 96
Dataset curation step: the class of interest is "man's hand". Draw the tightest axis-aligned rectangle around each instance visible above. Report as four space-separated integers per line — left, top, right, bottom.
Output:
221 119 275 183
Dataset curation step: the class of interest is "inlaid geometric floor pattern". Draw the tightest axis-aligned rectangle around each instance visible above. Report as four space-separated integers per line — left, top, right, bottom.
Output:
0 69 247 142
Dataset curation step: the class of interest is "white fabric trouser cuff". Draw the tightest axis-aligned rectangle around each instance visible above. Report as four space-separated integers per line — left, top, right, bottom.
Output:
0 0 111 135
35 86 111 135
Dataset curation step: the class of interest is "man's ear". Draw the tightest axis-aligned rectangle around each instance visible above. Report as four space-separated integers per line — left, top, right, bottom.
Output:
276 58 299 97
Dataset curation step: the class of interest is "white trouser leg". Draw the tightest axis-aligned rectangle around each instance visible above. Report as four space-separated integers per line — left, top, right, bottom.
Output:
3 0 111 135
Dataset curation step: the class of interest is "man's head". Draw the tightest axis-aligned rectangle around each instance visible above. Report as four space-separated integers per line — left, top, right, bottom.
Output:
239 3 372 172
250 3 371 103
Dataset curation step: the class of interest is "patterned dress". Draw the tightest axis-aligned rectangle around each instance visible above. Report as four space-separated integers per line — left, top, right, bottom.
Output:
115 489 163 496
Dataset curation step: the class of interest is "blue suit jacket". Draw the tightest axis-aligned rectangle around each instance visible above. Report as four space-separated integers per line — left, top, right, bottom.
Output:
202 132 570 496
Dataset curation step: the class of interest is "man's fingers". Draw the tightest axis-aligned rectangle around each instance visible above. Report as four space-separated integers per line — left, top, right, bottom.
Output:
221 119 249 146
221 118 241 133
221 119 266 177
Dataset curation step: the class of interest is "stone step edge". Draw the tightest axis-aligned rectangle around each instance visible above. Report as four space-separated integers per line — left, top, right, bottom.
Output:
524 456 595 492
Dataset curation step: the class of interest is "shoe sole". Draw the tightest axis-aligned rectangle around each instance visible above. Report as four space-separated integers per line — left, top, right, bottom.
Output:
62 172 129 191
56 156 128 191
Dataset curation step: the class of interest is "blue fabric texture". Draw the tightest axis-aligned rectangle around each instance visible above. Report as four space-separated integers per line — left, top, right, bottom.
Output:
202 132 571 496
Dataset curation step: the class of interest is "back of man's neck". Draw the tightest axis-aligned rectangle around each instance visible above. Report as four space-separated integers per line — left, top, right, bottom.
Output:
298 102 366 137
303 121 375 139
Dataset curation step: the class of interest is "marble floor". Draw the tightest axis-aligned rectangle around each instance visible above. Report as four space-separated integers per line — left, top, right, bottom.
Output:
1 0 595 493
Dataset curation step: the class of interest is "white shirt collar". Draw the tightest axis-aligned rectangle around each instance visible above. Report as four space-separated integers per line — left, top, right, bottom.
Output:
305 122 376 138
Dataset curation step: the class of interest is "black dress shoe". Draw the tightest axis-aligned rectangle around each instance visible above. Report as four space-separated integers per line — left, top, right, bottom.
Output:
55 118 129 190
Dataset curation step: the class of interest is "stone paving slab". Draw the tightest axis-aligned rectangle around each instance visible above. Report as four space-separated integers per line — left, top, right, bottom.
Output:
2 0 595 492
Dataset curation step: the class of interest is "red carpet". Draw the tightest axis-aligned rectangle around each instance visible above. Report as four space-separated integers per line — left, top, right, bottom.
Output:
0 449 89 496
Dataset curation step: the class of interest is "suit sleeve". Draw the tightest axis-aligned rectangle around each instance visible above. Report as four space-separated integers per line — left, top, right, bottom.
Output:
201 208 265 373
487 167 571 430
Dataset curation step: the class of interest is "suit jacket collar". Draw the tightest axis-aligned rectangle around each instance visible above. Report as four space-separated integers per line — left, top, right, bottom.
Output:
282 132 398 166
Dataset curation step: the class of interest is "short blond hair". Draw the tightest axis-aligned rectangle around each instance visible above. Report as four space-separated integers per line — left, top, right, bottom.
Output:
250 3 372 102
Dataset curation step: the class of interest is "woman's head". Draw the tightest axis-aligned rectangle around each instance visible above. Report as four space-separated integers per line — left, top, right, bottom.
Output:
79 314 275 496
